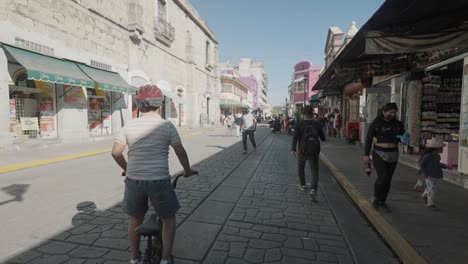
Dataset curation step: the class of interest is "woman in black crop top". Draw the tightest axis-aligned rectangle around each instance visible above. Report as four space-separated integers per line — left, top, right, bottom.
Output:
363 103 404 212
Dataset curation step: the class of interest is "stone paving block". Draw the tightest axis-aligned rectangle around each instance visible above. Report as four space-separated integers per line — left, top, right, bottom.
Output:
319 245 349 255
101 230 127 239
218 234 250 243
89 218 122 225
209 186 244 203
173 221 221 261
265 248 282 262
66 233 100 245
226 221 254 229
7 250 42 264
30 254 70 264
244 248 265 262
69 246 109 259
102 261 127 264
173 259 198 264
203 250 228 264
70 224 99 235
261 233 287 242
82 259 103 264
281 256 314 264
63 259 86 264
316 252 339 263
225 258 250 264
188 200 235 224
284 237 303 250
36 241 79 255
93 238 128 250
222 226 240 235
228 242 247 258
302 238 319 251
51 232 72 241
253 225 280 233
319 226 342 236
102 250 128 261
281 248 316 260
212 241 229 251
248 239 282 249
239 228 261 239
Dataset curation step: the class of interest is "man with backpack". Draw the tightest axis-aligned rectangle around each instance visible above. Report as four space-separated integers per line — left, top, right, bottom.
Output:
291 106 326 202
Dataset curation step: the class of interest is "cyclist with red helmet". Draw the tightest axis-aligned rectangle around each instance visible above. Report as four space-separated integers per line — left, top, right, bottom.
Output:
112 84 193 264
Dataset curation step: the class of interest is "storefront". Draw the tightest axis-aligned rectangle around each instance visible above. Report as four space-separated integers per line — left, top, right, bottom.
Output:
2 43 135 141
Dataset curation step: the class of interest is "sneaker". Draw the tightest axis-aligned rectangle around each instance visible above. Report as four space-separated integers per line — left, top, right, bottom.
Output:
379 202 392 213
309 189 317 203
298 185 307 191
427 204 439 211
242 150 247 154
422 195 428 204
371 198 379 210
160 257 175 264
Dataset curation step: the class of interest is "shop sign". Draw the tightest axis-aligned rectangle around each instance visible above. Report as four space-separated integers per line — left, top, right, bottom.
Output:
64 85 85 105
40 118 55 136
20 117 39 131
39 97 54 116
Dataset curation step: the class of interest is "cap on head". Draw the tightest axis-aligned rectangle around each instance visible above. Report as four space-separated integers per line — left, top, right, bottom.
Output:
135 84 164 110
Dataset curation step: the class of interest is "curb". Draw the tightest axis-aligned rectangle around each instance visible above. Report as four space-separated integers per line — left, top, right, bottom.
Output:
0 130 205 174
320 153 428 264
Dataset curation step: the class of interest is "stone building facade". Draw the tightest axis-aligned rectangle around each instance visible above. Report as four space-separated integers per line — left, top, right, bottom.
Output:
0 0 219 148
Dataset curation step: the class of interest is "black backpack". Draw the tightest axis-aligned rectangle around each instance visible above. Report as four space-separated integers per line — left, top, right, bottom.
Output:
300 121 320 156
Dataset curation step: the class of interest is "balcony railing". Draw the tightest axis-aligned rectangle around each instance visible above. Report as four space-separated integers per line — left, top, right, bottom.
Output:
154 17 175 45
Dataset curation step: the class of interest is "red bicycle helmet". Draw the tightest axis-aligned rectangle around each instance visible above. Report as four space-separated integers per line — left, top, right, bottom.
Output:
135 84 164 109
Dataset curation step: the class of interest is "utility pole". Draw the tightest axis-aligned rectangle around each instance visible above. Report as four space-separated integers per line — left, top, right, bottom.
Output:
303 75 308 112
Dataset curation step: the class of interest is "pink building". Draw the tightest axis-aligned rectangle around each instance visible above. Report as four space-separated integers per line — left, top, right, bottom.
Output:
289 61 322 114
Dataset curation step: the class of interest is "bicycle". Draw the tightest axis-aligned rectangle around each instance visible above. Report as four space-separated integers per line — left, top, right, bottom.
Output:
134 171 198 264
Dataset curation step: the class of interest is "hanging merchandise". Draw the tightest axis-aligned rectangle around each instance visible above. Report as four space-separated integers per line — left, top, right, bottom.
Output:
406 81 422 147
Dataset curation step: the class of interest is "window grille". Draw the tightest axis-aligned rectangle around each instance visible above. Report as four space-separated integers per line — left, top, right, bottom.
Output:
15 37 54 56
90 60 112 71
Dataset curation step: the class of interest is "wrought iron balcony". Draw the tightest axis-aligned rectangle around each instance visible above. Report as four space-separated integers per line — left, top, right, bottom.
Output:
154 17 175 45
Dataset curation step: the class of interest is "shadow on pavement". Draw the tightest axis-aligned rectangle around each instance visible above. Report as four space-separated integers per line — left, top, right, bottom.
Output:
0 184 30 207
4 129 271 264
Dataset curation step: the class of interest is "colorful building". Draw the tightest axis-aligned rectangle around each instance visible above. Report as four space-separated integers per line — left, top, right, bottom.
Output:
288 61 322 115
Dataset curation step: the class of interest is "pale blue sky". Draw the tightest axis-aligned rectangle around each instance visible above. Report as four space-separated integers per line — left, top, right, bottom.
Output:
191 0 383 106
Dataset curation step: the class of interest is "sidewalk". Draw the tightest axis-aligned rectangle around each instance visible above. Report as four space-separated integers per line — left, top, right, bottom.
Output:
0 126 223 170
321 139 468 264
4 129 358 264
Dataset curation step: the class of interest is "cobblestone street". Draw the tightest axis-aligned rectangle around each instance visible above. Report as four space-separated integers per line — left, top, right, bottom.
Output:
3 128 366 264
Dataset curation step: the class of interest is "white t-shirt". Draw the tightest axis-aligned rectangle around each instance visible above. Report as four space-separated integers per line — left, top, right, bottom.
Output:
115 113 181 180
242 113 256 130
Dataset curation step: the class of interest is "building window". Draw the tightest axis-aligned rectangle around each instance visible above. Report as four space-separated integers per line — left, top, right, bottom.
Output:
157 0 167 21
205 41 210 65
222 84 232 93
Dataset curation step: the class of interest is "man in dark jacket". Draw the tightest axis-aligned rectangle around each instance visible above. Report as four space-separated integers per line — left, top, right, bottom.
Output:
291 106 326 202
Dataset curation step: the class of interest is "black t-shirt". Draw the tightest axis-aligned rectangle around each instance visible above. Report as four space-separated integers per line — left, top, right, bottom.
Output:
291 119 326 152
364 117 404 155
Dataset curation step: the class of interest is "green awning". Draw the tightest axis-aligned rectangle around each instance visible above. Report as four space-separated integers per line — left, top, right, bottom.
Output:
309 91 323 102
77 64 136 94
2 44 95 88
220 99 243 107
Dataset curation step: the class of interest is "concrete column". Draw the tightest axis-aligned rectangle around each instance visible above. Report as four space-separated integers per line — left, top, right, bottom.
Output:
0 49 11 147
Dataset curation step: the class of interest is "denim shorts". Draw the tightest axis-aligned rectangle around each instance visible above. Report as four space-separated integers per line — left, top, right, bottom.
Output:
123 178 180 218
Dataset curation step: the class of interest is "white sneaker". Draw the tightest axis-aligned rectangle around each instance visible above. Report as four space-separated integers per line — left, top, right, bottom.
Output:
309 189 317 202
298 185 307 191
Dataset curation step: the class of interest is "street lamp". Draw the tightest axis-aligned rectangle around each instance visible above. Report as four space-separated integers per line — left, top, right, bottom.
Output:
303 75 308 112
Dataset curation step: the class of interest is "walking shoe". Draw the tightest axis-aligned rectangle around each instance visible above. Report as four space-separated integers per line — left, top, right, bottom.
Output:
309 189 317 203
298 185 307 191
379 202 392 213
422 195 428 204
242 150 247 154
427 204 439 211
129 252 141 264
371 198 379 210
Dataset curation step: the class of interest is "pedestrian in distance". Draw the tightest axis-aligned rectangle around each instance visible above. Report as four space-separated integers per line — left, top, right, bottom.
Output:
235 113 243 137
240 109 257 154
418 137 445 209
225 112 235 136
291 106 326 202
111 84 194 264
363 103 405 213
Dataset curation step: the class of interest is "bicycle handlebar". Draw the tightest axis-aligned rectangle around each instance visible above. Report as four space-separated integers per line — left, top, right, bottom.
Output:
172 170 198 189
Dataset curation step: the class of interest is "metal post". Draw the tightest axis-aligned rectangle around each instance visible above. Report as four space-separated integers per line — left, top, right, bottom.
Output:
303 75 308 112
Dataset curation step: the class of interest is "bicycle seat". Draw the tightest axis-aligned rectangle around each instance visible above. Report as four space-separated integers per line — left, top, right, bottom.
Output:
135 214 161 237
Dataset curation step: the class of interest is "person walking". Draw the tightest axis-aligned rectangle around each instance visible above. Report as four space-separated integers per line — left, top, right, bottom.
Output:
235 113 243 137
291 107 326 202
225 112 235 136
111 84 194 264
363 103 404 213
240 109 257 154
334 109 342 138
419 137 445 209
284 114 290 134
